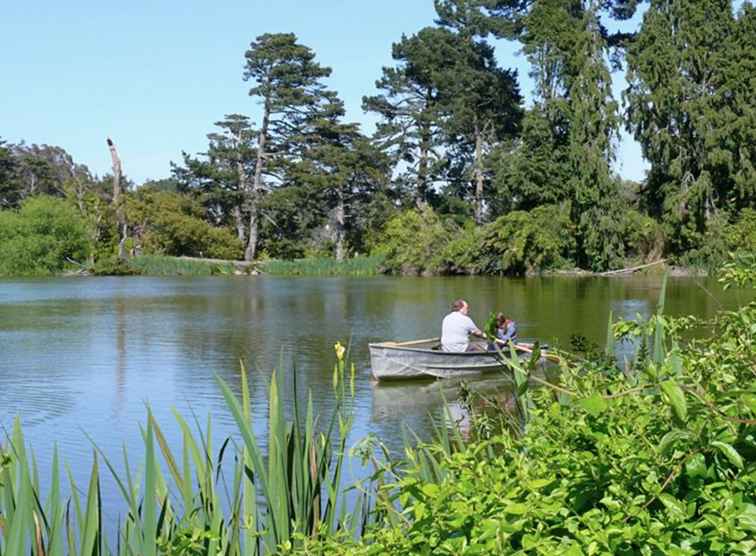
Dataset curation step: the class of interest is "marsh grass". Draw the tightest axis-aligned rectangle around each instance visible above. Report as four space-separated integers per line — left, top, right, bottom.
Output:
261 256 384 277
0 358 381 555
127 255 236 277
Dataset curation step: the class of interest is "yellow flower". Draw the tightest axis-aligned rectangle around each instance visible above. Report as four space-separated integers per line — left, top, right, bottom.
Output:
334 341 346 361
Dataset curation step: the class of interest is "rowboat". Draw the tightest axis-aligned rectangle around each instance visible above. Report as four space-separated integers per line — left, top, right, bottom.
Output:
368 337 545 380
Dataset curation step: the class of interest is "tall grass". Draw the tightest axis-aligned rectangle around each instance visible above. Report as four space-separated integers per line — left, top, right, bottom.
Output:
127 255 237 277
261 255 384 277
0 357 378 555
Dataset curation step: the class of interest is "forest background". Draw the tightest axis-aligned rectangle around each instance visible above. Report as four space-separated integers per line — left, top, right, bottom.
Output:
1 0 755 277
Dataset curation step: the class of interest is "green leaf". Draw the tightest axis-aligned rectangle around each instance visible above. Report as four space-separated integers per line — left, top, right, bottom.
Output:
710 441 744 470
660 380 687 423
504 503 528 515
658 430 689 454
578 394 607 416
685 453 706 480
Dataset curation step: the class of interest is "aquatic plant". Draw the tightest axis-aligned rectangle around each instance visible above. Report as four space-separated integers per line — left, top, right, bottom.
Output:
0 356 375 555
261 255 384 277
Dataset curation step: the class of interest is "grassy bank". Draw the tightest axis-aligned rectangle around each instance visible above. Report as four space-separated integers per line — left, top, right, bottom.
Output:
261 255 384 277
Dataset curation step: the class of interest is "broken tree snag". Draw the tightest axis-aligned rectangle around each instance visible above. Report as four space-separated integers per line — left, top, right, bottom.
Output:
107 137 128 259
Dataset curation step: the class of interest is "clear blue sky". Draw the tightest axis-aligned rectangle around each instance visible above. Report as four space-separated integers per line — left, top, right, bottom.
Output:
2 0 648 184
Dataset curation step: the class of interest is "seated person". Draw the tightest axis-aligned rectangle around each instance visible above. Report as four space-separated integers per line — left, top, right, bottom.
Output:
488 313 518 351
441 299 485 352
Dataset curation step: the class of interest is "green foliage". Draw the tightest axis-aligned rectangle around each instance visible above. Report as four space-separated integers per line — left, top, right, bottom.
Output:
476 205 575 275
92 255 138 276
626 0 756 250
0 353 370 555
261 255 384 277
622 208 665 263
373 208 452 275
355 289 755 554
128 189 243 260
719 252 756 290
0 196 91 276
679 208 756 270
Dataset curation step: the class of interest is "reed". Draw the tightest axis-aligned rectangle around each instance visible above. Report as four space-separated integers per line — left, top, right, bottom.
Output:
261 256 384 277
0 356 376 555
127 255 236 277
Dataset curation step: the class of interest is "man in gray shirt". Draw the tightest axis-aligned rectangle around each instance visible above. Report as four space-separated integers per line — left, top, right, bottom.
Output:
441 299 484 352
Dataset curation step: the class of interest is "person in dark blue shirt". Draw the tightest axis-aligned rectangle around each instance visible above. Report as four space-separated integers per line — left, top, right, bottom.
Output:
488 313 518 351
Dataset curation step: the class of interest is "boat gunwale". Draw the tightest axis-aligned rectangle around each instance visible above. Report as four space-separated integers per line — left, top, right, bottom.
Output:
368 342 499 357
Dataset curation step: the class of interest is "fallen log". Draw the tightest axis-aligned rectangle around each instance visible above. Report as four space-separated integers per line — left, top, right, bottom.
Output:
599 259 666 277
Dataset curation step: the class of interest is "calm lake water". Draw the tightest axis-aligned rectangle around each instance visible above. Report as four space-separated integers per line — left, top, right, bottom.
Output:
0 275 750 513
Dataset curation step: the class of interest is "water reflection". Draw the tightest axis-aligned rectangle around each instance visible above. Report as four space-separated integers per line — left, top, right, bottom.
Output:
0 275 750 512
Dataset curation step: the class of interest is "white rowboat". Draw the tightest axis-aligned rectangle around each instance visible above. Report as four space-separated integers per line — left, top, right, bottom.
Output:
368 337 543 380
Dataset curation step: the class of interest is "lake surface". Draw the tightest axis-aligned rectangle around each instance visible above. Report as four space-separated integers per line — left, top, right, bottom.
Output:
0 275 750 513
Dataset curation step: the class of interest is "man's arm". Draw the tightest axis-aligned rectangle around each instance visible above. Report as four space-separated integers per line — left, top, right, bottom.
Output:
466 316 484 337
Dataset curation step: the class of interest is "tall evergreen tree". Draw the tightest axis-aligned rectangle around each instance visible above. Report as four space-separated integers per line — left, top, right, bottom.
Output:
0 139 20 208
174 114 256 243
433 2 523 223
363 29 450 208
626 0 755 251
242 33 337 260
479 0 629 268
288 97 390 259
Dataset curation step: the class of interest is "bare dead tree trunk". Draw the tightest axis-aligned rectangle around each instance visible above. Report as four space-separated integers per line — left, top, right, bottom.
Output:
234 129 248 245
245 102 269 262
108 137 128 259
232 205 246 244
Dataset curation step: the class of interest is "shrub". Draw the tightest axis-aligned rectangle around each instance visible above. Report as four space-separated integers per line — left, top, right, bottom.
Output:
476 204 575 275
372 208 452 275
579 203 627 272
0 195 91 276
622 209 665 263
438 224 485 275
678 208 756 270
128 190 243 260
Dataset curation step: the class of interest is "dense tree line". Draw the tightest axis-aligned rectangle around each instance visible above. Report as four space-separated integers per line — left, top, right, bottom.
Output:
1 0 754 276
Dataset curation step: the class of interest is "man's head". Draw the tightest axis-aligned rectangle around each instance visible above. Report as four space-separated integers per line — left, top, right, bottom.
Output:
451 299 469 315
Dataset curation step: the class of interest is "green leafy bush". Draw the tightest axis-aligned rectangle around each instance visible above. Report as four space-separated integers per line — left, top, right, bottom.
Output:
372 208 452 275
0 195 91 276
128 190 243 260
334 285 756 555
680 208 756 270
622 209 665 263
476 204 575 275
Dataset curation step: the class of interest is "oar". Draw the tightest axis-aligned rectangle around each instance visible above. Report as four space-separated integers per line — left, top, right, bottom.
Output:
493 338 562 364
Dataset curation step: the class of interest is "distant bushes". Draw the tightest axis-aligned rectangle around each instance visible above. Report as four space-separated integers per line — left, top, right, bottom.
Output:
678 208 756 270
0 196 90 276
128 190 243 260
475 205 576 275
372 207 450 275
375 206 576 276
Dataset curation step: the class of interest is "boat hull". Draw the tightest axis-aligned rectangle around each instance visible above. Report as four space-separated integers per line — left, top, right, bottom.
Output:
369 340 516 380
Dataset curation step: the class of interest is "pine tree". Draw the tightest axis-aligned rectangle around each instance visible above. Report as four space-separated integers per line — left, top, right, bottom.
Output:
433 2 523 223
288 97 390 259
481 0 628 268
363 29 449 207
173 114 256 244
242 33 337 260
625 0 753 252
